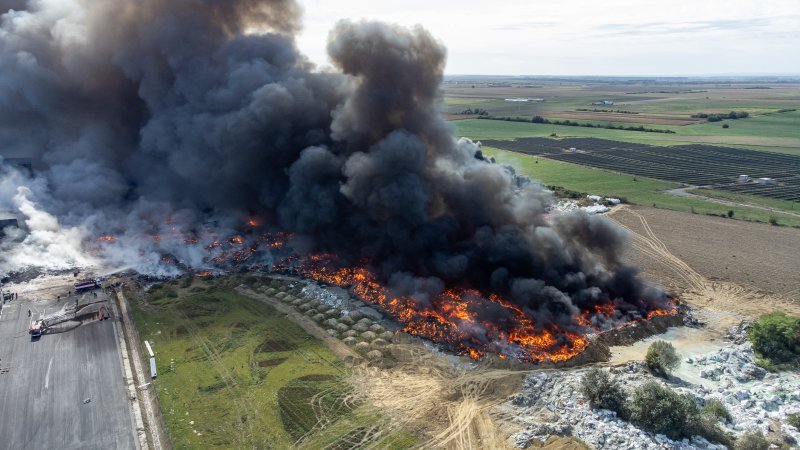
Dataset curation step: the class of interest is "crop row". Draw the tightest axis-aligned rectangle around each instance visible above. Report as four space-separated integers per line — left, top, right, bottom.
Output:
484 138 800 203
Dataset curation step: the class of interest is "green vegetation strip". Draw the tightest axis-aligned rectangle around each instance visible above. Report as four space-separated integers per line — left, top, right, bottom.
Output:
128 278 415 449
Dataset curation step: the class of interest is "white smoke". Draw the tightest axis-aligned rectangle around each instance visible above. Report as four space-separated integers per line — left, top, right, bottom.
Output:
0 185 97 272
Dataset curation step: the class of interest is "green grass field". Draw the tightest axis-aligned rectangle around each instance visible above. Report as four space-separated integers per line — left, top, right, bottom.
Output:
128 277 415 449
454 118 800 155
484 148 800 227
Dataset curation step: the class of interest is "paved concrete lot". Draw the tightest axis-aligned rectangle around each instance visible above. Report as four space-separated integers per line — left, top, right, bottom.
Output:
0 290 137 450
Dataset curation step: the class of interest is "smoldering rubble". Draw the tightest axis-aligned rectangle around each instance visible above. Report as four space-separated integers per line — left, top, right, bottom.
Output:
0 0 667 338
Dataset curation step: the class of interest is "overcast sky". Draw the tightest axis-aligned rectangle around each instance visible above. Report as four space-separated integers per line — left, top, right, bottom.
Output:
296 0 800 76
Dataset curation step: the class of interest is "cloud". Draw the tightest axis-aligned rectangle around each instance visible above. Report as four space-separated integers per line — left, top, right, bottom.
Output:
593 16 789 37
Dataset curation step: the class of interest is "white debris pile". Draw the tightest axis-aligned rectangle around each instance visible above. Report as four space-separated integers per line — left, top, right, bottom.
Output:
300 283 348 311
686 344 800 441
549 196 611 215
505 326 800 449
505 366 725 450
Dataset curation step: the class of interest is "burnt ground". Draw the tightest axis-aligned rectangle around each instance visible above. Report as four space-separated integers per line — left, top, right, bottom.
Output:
611 205 800 300
0 287 136 450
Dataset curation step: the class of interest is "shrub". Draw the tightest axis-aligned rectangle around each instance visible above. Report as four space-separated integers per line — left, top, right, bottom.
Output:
787 412 800 429
628 382 732 444
628 381 696 439
722 123 730 128
645 341 680 376
727 210 734 218
702 399 732 422
748 312 800 370
769 216 778 226
580 368 628 418
734 431 769 450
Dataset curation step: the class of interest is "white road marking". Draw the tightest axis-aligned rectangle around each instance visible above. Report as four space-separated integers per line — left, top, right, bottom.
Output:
45 357 53 390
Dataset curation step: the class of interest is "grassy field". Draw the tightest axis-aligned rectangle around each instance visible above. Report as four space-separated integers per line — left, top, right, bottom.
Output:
454 118 800 155
484 148 800 227
128 276 415 449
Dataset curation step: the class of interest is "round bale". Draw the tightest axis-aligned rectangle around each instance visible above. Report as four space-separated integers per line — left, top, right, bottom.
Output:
360 331 377 341
343 337 358 346
356 318 373 327
335 323 350 333
369 324 384 334
380 331 394 341
326 329 338 338
371 338 388 348
325 309 340 317
366 350 383 360
298 303 312 311
354 342 370 352
352 323 369 333
343 330 358 338
339 315 355 326
324 318 339 328
313 314 326 322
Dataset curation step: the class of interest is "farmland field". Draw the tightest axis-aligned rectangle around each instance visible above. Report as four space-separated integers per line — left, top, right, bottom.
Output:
127 276 415 449
481 137 800 202
446 79 800 155
483 148 800 227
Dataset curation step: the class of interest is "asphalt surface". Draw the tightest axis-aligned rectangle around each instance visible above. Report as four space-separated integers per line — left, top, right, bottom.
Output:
0 291 137 450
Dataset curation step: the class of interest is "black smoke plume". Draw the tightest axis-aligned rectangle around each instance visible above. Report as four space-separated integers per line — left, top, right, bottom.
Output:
0 1 666 343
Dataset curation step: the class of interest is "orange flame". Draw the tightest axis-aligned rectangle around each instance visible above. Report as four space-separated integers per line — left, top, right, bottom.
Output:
294 254 604 363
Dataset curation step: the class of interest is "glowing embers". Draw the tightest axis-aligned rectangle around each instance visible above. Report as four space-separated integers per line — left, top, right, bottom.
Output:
296 254 601 363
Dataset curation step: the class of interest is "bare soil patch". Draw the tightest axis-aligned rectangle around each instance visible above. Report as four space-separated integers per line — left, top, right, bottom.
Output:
611 206 800 298
257 358 287 367
256 339 297 353
608 206 800 324
548 112 698 126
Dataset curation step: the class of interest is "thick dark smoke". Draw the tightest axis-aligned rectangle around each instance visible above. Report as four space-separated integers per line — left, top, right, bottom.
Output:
0 1 666 338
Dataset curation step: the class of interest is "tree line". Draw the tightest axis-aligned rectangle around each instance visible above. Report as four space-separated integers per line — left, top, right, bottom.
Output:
477 115 676 134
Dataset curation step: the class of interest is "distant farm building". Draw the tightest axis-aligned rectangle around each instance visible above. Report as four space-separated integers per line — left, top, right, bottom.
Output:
757 177 776 185
591 100 614 106
504 97 544 102
738 175 750 183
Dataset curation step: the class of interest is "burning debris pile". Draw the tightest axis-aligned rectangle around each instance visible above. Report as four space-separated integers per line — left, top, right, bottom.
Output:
0 0 672 363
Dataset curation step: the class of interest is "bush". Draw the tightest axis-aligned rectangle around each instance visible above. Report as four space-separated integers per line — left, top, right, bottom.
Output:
734 431 769 450
627 382 733 445
580 368 628 418
787 412 800 429
748 312 800 370
722 123 730 128
628 381 696 439
645 341 680 376
769 216 779 226
702 399 732 422
727 210 734 218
